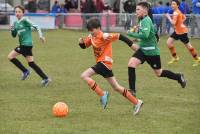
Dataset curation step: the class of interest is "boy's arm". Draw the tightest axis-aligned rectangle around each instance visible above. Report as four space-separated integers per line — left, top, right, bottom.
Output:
127 20 151 39
79 35 92 49
11 23 17 37
119 34 139 51
25 18 43 38
165 12 177 25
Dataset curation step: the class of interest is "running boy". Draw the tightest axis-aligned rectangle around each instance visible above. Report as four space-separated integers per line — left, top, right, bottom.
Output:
79 18 143 115
127 2 186 96
8 5 50 86
165 0 200 66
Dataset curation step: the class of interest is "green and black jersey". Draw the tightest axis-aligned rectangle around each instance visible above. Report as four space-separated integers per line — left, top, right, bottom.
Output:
127 16 160 56
11 17 43 46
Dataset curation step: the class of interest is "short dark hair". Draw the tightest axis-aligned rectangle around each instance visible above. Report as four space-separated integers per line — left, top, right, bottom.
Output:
14 5 25 13
172 0 180 6
86 18 101 31
137 2 151 10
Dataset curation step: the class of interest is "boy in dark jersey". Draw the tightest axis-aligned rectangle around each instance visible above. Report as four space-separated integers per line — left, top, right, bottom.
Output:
79 18 143 115
8 5 50 86
127 2 186 96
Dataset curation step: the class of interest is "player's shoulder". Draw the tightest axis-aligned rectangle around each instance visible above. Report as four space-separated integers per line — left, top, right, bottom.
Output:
173 10 180 16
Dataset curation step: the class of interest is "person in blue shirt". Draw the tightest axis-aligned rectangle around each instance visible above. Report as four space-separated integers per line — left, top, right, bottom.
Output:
152 2 163 35
191 0 200 36
57 3 67 29
51 1 60 13
179 0 190 26
180 0 190 14
164 2 172 34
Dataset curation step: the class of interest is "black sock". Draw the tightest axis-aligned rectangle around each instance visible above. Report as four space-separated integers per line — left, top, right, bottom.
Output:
28 62 48 79
128 67 136 93
160 70 179 81
10 58 27 72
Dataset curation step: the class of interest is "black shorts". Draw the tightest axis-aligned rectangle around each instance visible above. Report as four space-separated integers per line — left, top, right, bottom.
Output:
14 45 33 57
170 32 189 44
133 49 161 69
91 62 114 78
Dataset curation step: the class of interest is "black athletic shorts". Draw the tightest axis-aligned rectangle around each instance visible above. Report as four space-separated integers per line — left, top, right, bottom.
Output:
132 49 161 69
170 32 189 44
14 45 33 57
91 62 114 78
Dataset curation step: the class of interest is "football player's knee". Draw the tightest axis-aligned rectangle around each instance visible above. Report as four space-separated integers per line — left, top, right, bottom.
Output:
8 54 14 60
80 73 87 80
128 61 136 68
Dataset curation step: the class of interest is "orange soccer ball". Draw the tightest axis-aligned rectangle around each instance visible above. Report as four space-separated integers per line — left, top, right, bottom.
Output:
52 102 69 117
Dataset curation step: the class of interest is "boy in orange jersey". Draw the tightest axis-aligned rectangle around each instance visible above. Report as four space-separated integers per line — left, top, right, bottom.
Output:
165 0 200 66
79 18 143 115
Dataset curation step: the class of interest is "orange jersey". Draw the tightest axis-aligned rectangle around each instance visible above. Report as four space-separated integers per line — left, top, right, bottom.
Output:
84 31 120 69
172 9 188 34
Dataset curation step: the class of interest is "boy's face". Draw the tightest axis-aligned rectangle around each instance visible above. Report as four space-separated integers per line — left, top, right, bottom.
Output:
171 1 178 10
89 28 100 35
15 8 24 20
136 5 147 18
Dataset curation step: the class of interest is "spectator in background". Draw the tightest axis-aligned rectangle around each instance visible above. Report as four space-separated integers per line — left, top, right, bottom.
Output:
179 0 190 26
95 0 105 13
57 3 67 29
180 0 190 14
165 2 172 34
37 0 50 12
123 0 136 30
64 0 72 12
25 0 37 13
113 0 120 13
51 1 59 13
191 0 200 37
71 0 78 9
81 0 97 29
152 1 163 35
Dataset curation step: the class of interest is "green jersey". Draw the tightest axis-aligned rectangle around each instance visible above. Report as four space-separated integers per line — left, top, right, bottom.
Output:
11 17 43 46
127 16 160 56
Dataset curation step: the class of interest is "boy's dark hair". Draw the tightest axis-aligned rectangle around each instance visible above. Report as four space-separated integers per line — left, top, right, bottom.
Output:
137 1 150 10
172 0 180 6
14 5 25 13
86 18 101 31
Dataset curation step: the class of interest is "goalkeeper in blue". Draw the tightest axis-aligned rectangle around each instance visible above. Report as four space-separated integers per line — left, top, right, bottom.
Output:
8 5 50 86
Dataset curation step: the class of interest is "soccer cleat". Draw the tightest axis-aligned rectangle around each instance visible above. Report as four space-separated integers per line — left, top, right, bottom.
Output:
178 73 186 88
41 78 51 87
134 99 143 115
192 57 200 67
168 57 179 64
21 70 30 80
100 91 109 109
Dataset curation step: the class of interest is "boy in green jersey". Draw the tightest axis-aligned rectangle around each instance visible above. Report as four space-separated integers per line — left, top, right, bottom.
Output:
127 2 186 96
8 5 50 86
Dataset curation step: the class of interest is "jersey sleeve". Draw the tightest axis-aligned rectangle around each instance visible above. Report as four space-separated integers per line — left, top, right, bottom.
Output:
103 33 120 42
11 22 17 37
127 20 151 39
24 18 43 38
83 35 92 48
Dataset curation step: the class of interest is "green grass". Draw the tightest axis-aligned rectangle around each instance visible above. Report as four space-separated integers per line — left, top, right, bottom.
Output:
0 30 199 134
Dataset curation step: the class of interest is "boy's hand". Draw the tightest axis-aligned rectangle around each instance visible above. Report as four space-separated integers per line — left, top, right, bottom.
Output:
10 25 14 31
130 44 140 51
79 38 84 44
40 37 46 43
165 13 170 19
129 26 139 32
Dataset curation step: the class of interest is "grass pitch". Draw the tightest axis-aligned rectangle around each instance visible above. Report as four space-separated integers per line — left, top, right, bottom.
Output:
0 30 199 134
